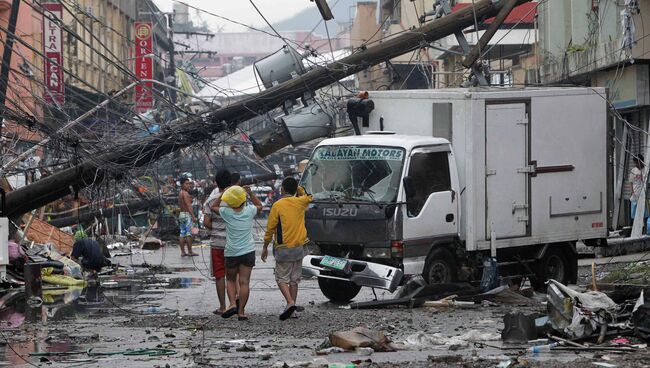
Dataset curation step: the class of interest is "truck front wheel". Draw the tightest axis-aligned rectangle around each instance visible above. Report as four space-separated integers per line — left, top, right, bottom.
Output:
318 277 361 303
423 247 457 284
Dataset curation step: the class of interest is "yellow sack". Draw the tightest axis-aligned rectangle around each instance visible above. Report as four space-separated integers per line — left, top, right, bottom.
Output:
41 267 87 287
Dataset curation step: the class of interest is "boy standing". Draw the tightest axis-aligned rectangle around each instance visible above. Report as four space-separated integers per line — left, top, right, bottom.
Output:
262 177 312 320
178 178 198 256
203 169 231 315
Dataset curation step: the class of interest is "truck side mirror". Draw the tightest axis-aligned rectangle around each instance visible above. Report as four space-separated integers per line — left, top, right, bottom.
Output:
403 176 416 200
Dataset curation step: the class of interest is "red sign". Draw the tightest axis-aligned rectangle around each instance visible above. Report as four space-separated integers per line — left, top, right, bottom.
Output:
134 22 153 112
42 2 64 105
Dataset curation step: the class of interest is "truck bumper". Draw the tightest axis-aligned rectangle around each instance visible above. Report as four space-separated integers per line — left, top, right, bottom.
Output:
302 255 403 292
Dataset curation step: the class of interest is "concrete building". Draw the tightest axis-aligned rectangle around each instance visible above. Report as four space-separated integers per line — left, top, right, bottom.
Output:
64 0 171 95
349 1 537 90
0 0 45 178
435 1 538 88
537 0 649 228
350 1 388 90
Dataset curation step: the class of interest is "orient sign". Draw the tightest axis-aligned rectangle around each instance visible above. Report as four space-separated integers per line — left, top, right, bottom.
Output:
42 2 64 105
134 22 153 112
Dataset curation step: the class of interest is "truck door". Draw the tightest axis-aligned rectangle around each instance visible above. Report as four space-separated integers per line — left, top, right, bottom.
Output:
403 147 458 253
485 103 529 239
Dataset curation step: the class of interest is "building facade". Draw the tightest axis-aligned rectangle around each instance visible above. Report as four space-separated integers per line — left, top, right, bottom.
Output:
537 0 649 228
0 0 45 182
63 0 171 95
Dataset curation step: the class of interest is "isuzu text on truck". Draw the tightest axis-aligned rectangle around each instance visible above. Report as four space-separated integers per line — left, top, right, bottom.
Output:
301 87 609 302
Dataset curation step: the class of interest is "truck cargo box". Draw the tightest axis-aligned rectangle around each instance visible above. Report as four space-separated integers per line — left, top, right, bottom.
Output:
359 87 609 252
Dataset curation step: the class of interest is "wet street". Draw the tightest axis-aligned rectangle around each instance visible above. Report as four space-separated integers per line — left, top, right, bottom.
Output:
1 236 649 367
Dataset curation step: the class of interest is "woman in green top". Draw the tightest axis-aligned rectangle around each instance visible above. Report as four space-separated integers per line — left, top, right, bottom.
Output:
212 185 263 320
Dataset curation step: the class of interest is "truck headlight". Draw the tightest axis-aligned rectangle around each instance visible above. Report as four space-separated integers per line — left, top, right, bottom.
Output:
363 248 391 259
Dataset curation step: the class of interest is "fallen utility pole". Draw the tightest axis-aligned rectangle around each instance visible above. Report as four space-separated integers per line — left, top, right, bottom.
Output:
4 0 531 219
462 0 519 68
47 198 163 228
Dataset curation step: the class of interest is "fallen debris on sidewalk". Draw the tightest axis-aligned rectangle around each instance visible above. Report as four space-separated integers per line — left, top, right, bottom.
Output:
547 279 617 341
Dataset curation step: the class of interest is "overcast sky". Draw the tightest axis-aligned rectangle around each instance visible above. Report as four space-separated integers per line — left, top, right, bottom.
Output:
153 0 314 32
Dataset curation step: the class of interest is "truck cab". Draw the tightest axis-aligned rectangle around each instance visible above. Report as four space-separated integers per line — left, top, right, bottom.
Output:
301 133 460 302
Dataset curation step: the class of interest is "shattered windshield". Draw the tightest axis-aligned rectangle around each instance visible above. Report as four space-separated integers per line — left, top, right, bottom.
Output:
302 146 405 203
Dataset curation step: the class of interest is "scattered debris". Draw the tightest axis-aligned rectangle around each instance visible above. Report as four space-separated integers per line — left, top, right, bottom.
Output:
235 344 256 352
633 290 650 340
502 312 537 343
355 347 373 356
405 330 500 348
329 327 394 352
547 279 617 340
316 347 344 355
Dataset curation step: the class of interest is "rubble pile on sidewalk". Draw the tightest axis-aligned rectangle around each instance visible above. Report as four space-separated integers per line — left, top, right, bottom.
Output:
336 274 650 365
494 280 650 359
1 221 158 293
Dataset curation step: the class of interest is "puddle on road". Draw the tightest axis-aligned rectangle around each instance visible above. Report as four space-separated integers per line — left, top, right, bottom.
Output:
0 267 205 329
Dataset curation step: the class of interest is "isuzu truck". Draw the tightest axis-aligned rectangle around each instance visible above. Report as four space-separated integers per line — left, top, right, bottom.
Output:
301 87 609 302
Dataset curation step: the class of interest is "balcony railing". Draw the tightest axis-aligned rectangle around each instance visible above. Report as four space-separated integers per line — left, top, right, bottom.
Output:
540 38 626 83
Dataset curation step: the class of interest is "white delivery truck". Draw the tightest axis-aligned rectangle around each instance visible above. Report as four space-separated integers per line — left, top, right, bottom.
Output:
301 87 610 302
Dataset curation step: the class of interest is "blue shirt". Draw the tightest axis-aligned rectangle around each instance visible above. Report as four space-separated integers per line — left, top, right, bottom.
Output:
219 205 257 257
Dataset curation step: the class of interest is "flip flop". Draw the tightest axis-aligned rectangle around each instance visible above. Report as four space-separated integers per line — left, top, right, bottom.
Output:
212 309 224 315
279 305 297 321
180 254 188 257
189 253 199 257
238 316 249 321
222 307 238 319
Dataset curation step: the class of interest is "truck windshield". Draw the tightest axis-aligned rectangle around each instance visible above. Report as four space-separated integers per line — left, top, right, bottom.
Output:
302 146 405 203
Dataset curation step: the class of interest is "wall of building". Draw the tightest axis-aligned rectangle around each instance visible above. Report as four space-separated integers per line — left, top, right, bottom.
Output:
63 0 169 94
537 0 647 83
0 0 44 147
350 1 390 90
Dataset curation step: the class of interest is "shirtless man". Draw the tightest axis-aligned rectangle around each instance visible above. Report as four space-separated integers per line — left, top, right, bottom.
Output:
178 178 198 256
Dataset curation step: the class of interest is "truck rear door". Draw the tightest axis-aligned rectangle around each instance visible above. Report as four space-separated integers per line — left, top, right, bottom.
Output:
485 103 529 239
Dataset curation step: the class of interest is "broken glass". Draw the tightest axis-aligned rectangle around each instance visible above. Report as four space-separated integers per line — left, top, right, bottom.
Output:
302 146 405 203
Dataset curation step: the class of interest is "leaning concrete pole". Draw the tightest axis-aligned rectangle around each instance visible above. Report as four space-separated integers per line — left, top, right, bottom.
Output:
4 0 531 219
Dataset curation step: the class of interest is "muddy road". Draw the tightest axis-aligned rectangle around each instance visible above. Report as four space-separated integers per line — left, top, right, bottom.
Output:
1 240 648 367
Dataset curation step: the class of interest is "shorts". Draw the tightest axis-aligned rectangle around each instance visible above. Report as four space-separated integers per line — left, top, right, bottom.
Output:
210 248 225 279
225 251 256 269
275 260 303 285
179 212 193 237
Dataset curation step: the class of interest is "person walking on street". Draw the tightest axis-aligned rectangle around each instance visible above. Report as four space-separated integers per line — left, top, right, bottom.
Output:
212 185 263 320
179 178 198 256
203 169 231 315
262 177 313 321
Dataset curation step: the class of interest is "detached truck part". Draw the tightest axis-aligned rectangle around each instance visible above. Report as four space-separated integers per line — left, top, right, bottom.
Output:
301 87 609 303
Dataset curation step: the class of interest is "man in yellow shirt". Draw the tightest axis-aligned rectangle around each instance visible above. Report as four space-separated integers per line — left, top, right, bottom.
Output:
262 177 312 320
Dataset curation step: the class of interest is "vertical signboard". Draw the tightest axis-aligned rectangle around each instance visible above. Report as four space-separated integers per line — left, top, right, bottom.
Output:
42 2 64 105
134 22 153 112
